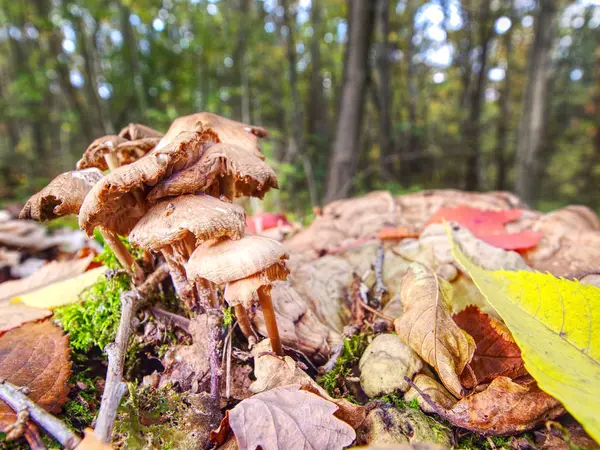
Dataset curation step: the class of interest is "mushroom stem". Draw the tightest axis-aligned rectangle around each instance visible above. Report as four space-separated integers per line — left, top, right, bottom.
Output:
196 279 218 308
234 304 257 345
257 285 282 355
103 153 120 171
207 310 223 401
99 228 144 284
162 248 198 310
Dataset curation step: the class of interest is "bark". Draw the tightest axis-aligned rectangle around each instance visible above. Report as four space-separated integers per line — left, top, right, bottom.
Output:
306 0 328 144
514 0 558 205
324 0 376 202
376 0 394 179
404 0 420 176
232 0 252 123
494 2 515 191
465 0 493 191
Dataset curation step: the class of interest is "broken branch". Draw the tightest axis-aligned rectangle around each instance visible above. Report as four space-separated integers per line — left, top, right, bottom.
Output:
0 380 81 449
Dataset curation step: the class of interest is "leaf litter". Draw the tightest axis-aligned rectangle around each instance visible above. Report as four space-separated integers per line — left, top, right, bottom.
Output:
1 190 600 449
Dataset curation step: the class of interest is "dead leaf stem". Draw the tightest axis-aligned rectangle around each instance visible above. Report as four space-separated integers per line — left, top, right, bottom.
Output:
94 264 169 443
373 243 386 307
0 380 81 449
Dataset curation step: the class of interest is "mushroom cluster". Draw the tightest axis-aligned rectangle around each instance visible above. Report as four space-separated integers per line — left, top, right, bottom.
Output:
19 113 286 400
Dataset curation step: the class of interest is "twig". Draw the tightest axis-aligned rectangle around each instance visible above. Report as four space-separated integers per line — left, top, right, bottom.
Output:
403 376 449 419
321 324 361 373
4 406 29 440
224 327 233 399
95 264 169 443
207 309 224 401
149 305 191 333
0 380 81 449
372 244 387 307
359 300 394 322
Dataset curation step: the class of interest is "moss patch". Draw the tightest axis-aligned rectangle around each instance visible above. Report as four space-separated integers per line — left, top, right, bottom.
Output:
319 334 368 401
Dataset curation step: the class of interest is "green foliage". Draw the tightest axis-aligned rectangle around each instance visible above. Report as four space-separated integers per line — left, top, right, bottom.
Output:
376 392 420 410
456 432 534 450
54 272 130 351
319 334 368 401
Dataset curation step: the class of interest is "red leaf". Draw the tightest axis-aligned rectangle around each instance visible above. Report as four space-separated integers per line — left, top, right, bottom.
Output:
246 213 291 233
454 306 527 388
425 206 542 250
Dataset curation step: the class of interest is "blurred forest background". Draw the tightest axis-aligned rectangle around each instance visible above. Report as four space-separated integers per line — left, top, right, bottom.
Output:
0 0 599 219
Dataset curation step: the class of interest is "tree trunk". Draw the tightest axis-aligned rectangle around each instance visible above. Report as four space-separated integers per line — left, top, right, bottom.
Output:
376 0 394 179
464 0 492 191
514 0 557 205
232 0 252 123
324 0 376 203
494 2 515 191
404 0 420 177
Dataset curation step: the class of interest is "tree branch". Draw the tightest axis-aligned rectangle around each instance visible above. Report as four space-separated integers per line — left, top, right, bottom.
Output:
0 380 81 449
94 264 169 443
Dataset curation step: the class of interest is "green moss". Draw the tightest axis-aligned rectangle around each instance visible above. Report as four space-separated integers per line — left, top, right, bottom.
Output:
376 392 420 410
93 231 143 270
319 334 368 401
54 272 130 352
222 306 234 329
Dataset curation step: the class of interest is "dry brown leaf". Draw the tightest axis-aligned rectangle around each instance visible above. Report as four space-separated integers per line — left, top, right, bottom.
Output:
0 301 52 334
355 444 447 450
394 263 475 398
404 374 457 414
76 429 114 449
250 339 365 428
253 281 341 364
228 384 355 450
443 376 564 435
0 321 71 429
453 306 527 387
0 255 94 302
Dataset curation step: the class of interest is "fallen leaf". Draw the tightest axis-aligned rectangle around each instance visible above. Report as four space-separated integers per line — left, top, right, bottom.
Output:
451 228 600 443
442 377 564 435
250 339 365 428
377 227 420 240
355 444 447 450
16 266 107 309
453 306 527 387
76 429 114 449
228 385 355 450
0 254 95 302
404 374 457 414
394 263 475 398
358 334 423 397
0 301 52 334
246 212 291 233
0 321 71 429
426 206 542 250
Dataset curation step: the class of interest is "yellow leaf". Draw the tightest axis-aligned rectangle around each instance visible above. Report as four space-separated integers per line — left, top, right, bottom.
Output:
449 227 600 444
14 266 107 309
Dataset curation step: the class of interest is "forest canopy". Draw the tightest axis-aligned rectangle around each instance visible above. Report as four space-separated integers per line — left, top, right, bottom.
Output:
0 0 599 215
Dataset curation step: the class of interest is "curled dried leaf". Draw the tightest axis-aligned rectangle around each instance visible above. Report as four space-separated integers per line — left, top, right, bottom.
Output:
394 263 475 398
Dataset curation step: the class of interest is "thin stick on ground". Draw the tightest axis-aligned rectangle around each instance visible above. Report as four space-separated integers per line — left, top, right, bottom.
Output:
359 299 394 322
207 309 223 401
94 264 169 443
0 380 81 449
372 243 387 307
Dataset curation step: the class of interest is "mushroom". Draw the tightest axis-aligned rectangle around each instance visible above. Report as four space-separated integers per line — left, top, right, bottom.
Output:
76 135 162 172
79 130 218 238
118 123 163 140
147 142 278 202
129 194 246 308
155 112 267 160
18 169 144 282
187 234 288 355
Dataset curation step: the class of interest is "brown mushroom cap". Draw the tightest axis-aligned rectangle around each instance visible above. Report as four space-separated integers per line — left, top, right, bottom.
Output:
77 135 127 170
156 112 267 160
19 169 103 221
119 123 164 140
79 130 218 236
147 143 278 202
129 194 246 251
77 136 162 171
187 234 289 285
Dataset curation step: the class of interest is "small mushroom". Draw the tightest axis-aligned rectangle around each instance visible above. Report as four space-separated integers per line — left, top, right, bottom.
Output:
187 235 289 355
155 112 267 160
129 194 246 308
76 135 162 171
18 168 144 282
20 169 103 221
147 143 278 202
118 123 164 140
